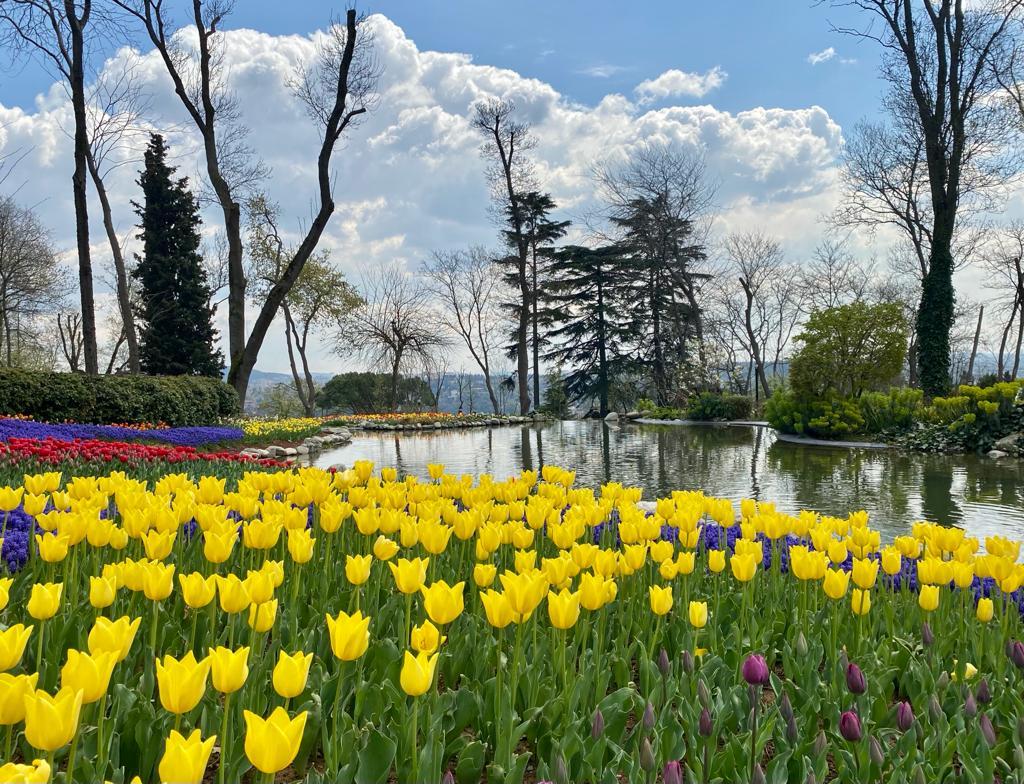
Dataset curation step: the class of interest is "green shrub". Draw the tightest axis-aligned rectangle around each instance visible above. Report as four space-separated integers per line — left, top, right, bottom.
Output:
859 388 924 433
686 392 753 421
0 369 238 426
764 391 864 439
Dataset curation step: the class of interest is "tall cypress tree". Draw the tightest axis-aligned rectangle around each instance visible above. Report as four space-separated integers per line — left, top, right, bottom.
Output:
133 134 222 377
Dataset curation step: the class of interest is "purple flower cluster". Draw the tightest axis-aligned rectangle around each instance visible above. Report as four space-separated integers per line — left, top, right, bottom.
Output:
0 418 243 448
0 507 35 572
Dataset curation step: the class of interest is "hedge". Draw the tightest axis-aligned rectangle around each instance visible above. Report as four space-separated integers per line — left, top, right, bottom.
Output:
0 370 239 426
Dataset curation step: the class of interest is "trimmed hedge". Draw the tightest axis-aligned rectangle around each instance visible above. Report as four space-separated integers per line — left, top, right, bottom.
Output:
0 370 239 426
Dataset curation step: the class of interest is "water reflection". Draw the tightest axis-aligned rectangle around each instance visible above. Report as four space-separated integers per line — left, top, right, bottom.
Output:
315 420 1024 541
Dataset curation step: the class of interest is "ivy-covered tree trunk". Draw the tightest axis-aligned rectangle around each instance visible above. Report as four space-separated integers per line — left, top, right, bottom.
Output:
915 223 955 396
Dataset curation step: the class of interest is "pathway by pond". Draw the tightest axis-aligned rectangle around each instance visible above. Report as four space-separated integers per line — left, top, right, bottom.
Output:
314 419 1024 541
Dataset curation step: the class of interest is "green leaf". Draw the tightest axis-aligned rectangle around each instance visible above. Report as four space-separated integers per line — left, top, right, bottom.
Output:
355 728 397 784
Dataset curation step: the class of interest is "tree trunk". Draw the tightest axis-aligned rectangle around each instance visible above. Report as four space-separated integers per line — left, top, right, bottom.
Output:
916 219 956 396
67 1 98 374
282 304 314 416
596 275 608 416
997 298 1015 379
531 247 541 410
964 305 983 384
740 277 770 401
87 150 139 373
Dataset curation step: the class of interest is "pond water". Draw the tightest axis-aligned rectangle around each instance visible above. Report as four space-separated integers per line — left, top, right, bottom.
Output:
314 420 1024 542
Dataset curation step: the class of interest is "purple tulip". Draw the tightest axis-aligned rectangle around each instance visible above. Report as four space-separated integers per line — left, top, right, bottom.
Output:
442 773 455 784
922 622 934 647
681 649 695 674
663 761 683 784
786 715 799 744
658 648 671 678
742 654 770 686
980 714 997 748
1009 640 1024 670
639 738 656 771
976 679 991 705
840 711 862 742
642 701 656 731
845 663 866 695
591 708 604 739
869 736 884 767
779 691 794 722
965 691 978 718
699 707 713 737
896 700 914 732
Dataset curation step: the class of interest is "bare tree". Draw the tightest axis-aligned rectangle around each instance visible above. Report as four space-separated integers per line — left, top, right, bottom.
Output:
831 0 1024 395
421 352 449 412
472 98 536 415
982 223 1024 377
422 247 507 413
56 311 84 371
0 0 117 373
247 196 361 415
113 3 378 403
0 197 64 367
799 238 873 312
338 267 449 412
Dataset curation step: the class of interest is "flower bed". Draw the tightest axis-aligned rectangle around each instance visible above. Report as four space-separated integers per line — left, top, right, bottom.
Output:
0 464 1018 783
0 417 243 448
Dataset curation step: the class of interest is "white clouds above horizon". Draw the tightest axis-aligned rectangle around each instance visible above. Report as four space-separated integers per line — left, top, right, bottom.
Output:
634 66 727 102
0 14 863 375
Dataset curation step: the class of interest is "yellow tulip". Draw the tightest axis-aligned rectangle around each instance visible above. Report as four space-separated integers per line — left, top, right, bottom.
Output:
143 529 176 561
0 624 33 671
0 758 50 782
827 539 848 564
851 588 871 616
27 582 62 620
688 600 708 629
411 619 446 653
345 554 373 586
708 549 726 573
730 553 757 583
0 672 38 724
473 563 497 588
208 646 250 694
215 574 251 614
155 651 211 714
649 585 673 616
372 534 399 560
823 568 850 600
851 558 879 590
158 729 216 784
421 580 465 625
880 546 902 576
272 651 313 699
0 487 24 513
60 649 117 703
287 528 315 563
35 532 69 563
243 707 308 774
248 599 278 633
179 573 217 609
976 597 994 623
141 561 175 601
427 463 445 480
325 610 371 661
88 575 117 609
389 557 429 594
23 687 83 751
547 589 581 630
399 650 438 697
203 529 236 563
87 616 141 662
499 571 547 618
919 584 940 612
479 590 516 628
0 576 10 612
244 569 275 605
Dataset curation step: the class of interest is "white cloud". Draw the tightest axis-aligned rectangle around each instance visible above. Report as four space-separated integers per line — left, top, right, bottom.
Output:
0 16 861 376
634 67 727 103
576 63 627 78
807 47 837 66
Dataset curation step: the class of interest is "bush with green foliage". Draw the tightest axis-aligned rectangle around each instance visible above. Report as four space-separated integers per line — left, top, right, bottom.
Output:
858 388 924 433
539 370 572 419
636 393 753 421
764 392 865 439
0 369 238 426
317 372 434 414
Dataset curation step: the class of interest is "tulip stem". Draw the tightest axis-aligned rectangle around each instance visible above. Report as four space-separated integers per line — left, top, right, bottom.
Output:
67 728 80 783
219 691 232 784
410 697 420 783
35 619 46 684
748 685 759 784
97 699 108 774
3 725 11 767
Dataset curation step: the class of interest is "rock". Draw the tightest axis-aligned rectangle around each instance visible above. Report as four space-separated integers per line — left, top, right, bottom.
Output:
986 449 1009 459
266 445 287 457
295 446 309 456
282 447 298 457
994 432 1022 451
626 411 641 420
604 411 619 422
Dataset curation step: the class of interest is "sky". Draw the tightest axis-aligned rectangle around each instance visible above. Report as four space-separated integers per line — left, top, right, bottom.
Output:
0 1 1011 377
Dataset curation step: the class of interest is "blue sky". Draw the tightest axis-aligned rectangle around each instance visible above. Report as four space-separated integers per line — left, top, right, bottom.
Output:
2 1 884 130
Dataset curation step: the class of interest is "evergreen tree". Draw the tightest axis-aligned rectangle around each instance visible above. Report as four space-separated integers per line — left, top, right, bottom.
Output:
133 134 222 377
499 191 569 410
544 245 639 415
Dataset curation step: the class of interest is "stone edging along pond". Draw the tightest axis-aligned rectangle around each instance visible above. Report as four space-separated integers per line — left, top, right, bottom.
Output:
630 417 893 450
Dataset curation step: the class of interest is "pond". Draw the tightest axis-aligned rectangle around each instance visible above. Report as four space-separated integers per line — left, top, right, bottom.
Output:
314 420 1024 542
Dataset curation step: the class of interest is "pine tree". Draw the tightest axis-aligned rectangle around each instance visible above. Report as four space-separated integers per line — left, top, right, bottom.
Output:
133 134 222 377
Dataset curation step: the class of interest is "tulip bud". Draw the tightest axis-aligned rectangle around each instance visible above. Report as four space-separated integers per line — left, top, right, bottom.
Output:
936 671 949 691
813 730 827 757
552 755 569 784
698 707 713 738
658 648 671 679
1014 744 1024 770
976 679 991 705
742 654 770 686
913 765 926 784
839 711 862 742
681 649 695 675
442 773 455 784
663 760 683 784
795 631 808 658
1010 640 1024 670
697 679 710 708
896 700 914 732
639 738 656 772
779 691 794 723
642 701 656 732
928 694 943 722
839 648 849 674
786 715 799 745
845 663 866 695
980 714 997 748
869 736 884 767
965 691 978 718
591 708 605 739
922 622 934 647
752 763 766 784
806 774 818 784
